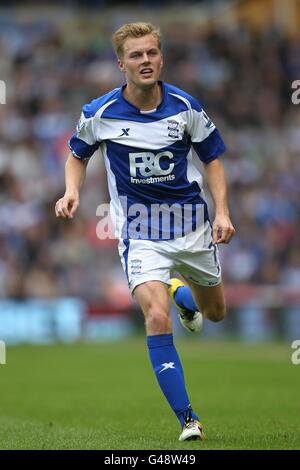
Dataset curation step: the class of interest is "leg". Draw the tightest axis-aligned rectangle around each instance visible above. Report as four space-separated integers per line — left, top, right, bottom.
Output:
169 220 226 324
133 280 202 434
133 280 172 335
184 280 226 323
172 277 226 323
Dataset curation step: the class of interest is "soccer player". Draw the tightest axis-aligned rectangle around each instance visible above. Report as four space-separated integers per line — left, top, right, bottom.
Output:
55 22 235 442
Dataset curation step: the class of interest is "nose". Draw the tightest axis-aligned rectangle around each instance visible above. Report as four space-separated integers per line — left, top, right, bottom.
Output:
142 52 150 63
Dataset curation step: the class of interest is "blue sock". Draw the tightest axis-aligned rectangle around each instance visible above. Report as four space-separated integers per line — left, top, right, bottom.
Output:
147 333 199 427
174 286 198 312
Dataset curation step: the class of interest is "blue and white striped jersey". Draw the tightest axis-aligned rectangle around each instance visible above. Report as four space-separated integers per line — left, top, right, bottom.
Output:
69 81 226 240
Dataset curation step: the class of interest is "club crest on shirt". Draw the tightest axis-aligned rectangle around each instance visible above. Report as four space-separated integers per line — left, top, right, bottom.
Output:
167 119 182 139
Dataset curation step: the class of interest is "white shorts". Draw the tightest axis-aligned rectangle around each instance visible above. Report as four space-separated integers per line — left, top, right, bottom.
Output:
118 221 222 294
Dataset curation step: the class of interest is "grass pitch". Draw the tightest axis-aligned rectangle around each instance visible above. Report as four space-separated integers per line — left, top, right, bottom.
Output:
0 338 299 450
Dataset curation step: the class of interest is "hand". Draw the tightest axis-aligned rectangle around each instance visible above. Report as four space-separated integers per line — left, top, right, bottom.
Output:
212 214 235 244
55 192 79 219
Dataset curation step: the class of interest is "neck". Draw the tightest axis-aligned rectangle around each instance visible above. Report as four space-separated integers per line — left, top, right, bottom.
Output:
123 82 162 111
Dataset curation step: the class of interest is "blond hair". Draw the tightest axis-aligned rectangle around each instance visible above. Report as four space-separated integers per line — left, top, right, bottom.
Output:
112 22 161 58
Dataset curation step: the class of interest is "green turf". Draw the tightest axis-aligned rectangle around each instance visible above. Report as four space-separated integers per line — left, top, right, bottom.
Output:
0 338 299 450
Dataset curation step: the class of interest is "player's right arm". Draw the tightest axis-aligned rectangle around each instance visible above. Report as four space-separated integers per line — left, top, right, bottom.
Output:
55 153 88 219
56 101 100 219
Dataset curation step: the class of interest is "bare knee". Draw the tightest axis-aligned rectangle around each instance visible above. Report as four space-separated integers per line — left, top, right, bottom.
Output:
133 281 172 335
204 303 226 323
145 306 172 334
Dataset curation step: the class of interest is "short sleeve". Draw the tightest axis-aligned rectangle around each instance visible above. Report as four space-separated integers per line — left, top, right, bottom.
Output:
68 105 100 160
188 103 227 163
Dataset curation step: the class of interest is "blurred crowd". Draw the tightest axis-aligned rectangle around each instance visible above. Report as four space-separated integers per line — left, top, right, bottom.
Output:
0 8 300 304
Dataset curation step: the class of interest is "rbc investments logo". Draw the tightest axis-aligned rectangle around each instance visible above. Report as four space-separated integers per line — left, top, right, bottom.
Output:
129 151 174 178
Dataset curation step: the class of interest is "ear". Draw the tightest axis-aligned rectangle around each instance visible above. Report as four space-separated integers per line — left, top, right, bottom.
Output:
118 58 126 73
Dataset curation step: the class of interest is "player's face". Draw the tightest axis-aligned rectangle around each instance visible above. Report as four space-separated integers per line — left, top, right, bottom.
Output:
118 34 163 89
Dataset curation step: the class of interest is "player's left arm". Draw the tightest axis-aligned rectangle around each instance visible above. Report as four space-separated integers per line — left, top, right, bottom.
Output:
186 96 235 243
203 158 235 244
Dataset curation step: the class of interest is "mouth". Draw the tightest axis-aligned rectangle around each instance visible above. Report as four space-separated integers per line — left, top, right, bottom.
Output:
140 68 153 75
